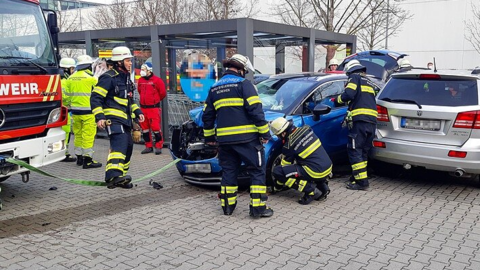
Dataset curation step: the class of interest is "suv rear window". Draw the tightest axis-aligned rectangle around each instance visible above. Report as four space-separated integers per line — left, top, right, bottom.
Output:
378 78 479 106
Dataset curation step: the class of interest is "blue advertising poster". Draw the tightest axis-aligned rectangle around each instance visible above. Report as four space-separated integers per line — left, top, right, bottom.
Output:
179 51 217 102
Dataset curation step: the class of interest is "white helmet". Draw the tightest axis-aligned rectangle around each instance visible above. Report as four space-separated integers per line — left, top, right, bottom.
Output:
328 58 339 67
223 54 254 72
270 117 291 136
111 46 133 61
76 55 93 65
398 58 412 68
59 57 76 68
344 59 366 75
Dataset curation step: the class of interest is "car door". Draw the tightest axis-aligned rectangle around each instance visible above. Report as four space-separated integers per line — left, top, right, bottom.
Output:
294 80 349 157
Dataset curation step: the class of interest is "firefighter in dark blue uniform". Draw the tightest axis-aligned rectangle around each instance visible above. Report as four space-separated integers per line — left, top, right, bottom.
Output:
334 60 377 190
202 54 274 218
90 46 144 189
270 117 332 204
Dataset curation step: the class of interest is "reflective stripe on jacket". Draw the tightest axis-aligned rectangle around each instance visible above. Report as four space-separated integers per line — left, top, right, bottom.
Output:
202 70 271 145
90 69 143 127
280 125 332 179
64 69 98 115
61 74 69 107
336 73 378 123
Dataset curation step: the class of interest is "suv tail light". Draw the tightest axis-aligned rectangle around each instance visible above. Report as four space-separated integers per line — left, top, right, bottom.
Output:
419 74 441 80
373 140 386 148
377 105 389 122
453 111 480 129
448 151 467 158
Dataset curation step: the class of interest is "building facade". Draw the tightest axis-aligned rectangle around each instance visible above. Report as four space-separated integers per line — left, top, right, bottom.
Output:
40 0 101 11
389 0 480 70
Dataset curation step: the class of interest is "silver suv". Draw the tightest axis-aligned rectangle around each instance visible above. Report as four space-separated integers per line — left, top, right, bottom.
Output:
371 71 480 177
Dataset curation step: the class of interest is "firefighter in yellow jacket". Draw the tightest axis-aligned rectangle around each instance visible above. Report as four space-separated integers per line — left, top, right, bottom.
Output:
64 55 102 169
91 46 144 189
60 57 77 162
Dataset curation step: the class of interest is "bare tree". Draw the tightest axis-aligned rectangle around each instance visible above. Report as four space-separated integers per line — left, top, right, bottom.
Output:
88 0 134 30
466 3 480 55
274 0 410 66
193 0 259 21
162 0 196 24
60 44 84 58
356 0 411 51
133 0 163 26
57 8 81 32
133 0 196 25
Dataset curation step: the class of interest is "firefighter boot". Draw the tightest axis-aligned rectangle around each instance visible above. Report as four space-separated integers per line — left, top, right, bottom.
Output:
219 192 237 215
153 132 162 155
298 188 323 205
346 179 370 190
76 155 84 166
222 202 237 216
82 156 102 169
250 207 274 218
106 175 132 189
141 147 153 154
316 180 330 202
61 154 77 162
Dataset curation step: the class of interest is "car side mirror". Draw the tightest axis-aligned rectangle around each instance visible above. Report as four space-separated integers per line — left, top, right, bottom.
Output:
312 104 331 121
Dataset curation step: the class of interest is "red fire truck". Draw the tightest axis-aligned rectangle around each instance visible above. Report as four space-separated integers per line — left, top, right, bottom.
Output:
0 0 68 183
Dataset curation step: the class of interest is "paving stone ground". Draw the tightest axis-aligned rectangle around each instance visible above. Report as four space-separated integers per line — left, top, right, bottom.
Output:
1 138 480 269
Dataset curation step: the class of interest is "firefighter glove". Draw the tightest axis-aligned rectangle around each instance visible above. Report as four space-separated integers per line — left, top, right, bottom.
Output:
132 130 142 143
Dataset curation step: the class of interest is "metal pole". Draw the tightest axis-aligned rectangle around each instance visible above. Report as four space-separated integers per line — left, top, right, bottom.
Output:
76 0 83 31
385 0 390 49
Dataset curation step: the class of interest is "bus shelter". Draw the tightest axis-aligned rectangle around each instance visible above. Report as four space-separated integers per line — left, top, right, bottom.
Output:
59 18 356 143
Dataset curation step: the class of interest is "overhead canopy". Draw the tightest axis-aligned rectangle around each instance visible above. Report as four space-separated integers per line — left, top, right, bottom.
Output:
59 18 356 141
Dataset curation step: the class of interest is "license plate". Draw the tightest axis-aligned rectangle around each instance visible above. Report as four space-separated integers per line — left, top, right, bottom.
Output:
185 164 211 173
401 117 441 131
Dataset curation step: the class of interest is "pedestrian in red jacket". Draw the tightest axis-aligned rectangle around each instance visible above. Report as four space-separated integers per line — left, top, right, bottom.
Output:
137 62 167 155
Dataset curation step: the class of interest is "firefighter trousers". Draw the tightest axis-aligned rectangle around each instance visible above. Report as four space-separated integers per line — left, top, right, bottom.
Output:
347 121 376 181
72 114 97 157
218 140 268 216
139 107 163 148
272 164 316 195
105 124 133 181
61 113 72 155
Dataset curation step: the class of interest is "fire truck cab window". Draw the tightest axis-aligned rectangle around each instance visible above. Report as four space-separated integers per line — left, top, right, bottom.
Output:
0 0 55 67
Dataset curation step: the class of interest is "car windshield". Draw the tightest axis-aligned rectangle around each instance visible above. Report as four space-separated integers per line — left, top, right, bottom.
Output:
379 78 479 106
0 0 55 67
257 78 316 113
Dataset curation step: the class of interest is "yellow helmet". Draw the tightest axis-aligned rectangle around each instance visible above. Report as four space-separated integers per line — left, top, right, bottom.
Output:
270 117 291 136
